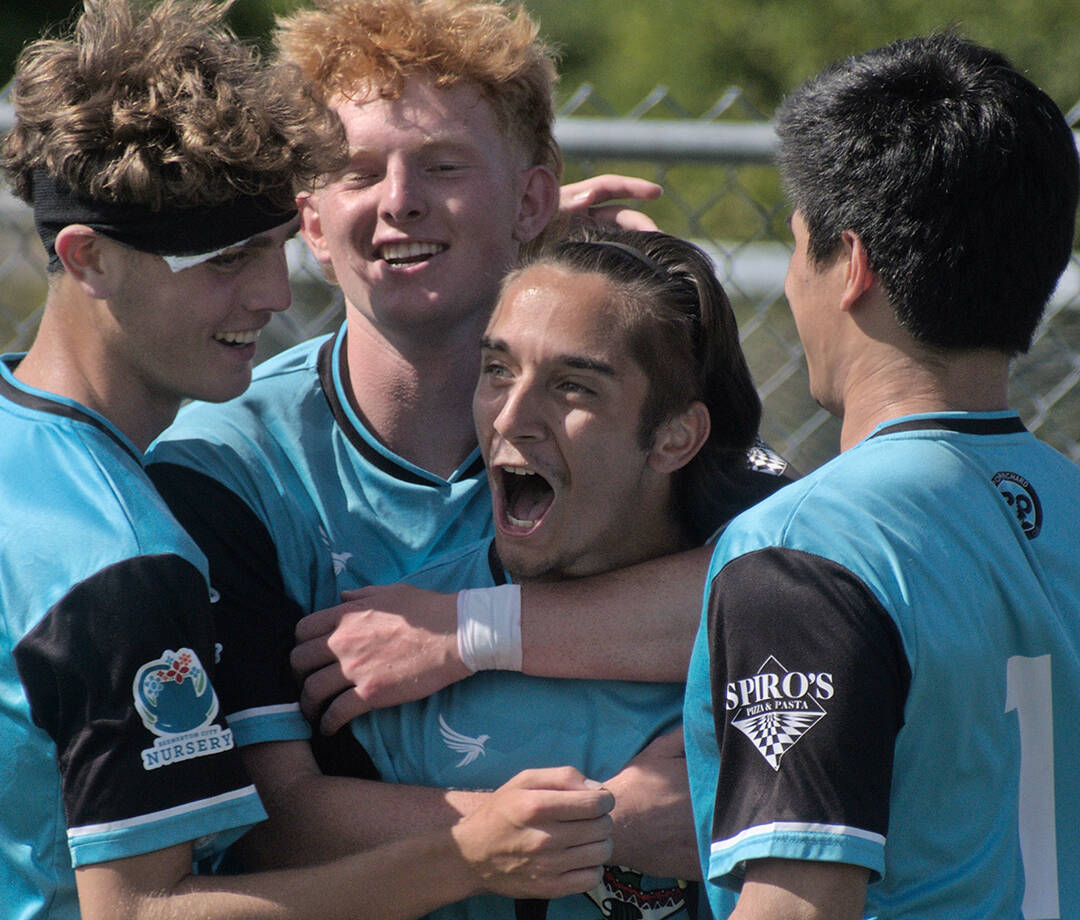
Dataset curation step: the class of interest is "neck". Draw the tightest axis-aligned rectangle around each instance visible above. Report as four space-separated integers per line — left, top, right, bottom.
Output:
837 342 1011 451
15 282 175 452
343 307 489 477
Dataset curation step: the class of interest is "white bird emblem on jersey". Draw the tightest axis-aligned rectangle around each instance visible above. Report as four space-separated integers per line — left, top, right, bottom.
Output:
439 714 489 767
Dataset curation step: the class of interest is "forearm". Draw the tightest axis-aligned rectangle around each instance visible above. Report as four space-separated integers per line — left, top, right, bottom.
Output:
199 833 477 918
605 730 700 881
237 741 487 868
519 545 710 681
609 795 700 881
77 834 480 920
245 746 700 881
728 859 869 920
77 768 614 920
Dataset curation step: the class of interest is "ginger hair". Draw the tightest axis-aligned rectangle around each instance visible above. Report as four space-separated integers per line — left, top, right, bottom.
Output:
275 0 561 175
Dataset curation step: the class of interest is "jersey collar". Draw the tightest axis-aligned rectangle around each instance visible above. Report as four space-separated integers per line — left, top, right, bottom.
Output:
0 353 143 464
868 411 1026 441
317 328 486 487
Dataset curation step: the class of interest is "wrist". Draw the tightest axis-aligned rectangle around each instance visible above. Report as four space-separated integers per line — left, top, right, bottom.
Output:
448 810 500 899
456 584 522 672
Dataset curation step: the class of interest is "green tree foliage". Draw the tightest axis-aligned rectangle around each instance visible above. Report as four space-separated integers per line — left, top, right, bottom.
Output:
0 0 304 87
530 0 1080 113
5 0 1080 112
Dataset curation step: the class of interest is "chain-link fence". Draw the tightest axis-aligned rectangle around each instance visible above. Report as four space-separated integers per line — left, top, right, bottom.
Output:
3 86 1079 473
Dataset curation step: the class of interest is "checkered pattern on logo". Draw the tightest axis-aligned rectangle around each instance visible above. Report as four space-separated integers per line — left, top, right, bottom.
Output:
746 438 789 476
732 708 824 771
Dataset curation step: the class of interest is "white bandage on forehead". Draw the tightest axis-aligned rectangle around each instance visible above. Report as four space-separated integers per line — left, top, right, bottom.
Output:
160 236 256 273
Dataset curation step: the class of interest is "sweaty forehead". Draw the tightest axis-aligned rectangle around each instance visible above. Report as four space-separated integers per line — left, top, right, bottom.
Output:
488 266 634 360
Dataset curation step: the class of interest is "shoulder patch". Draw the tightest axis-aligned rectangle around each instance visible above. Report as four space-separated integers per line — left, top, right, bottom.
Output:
133 648 234 770
727 655 833 771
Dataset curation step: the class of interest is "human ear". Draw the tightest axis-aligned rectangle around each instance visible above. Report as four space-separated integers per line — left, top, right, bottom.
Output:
54 225 111 298
647 400 711 473
298 191 338 283
512 165 559 244
839 229 875 311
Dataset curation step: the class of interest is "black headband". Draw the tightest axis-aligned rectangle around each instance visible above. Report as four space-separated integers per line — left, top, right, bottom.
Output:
31 168 297 271
560 238 669 280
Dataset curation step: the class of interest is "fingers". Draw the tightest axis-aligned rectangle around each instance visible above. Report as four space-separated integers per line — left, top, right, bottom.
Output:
513 836 614 899
585 204 660 232
294 605 342 643
338 586 372 602
499 767 616 820
296 661 348 724
455 773 617 900
290 633 335 678
522 787 615 824
556 174 663 233
293 586 466 726
543 865 607 899
296 663 375 731
503 764 604 793
319 688 369 733
561 174 663 208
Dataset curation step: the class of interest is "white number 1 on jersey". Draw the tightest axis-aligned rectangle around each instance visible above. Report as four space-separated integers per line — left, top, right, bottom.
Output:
1006 654 1060 919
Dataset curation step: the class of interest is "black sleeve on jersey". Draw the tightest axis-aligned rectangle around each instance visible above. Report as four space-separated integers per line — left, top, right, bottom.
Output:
706 547 911 848
14 555 252 828
148 462 304 718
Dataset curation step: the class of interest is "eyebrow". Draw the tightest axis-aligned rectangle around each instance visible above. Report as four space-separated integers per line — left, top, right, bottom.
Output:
480 336 618 378
350 135 478 159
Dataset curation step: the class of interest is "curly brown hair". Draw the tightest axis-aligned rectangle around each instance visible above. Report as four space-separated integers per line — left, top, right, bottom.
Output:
0 0 346 212
275 0 561 176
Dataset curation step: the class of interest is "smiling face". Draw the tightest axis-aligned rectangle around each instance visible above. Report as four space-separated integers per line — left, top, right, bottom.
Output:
474 264 687 582
93 218 296 438
300 76 551 342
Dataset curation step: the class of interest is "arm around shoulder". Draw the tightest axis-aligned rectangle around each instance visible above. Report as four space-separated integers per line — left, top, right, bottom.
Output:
75 767 615 920
519 544 711 681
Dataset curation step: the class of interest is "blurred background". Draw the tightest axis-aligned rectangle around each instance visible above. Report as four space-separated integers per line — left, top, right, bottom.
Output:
3 0 1079 472
6 0 1080 108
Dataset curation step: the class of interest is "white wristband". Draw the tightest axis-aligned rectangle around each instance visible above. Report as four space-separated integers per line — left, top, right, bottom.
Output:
457 584 522 672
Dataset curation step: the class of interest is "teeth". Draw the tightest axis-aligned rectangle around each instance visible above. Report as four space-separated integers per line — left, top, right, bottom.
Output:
503 466 534 476
379 241 445 263
507 513 536 528
214 330 259 345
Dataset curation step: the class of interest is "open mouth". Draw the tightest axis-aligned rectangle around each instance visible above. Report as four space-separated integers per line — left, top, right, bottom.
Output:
213 330 259 348
498 465 555 533
377 241 447 266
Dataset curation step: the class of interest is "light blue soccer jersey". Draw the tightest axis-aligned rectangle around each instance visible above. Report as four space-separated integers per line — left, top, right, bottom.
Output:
0 356 265 920
684 412 1080 918
354 539 692 920
148 327 493 745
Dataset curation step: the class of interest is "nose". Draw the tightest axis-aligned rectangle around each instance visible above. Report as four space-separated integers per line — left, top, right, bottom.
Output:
248 244 292 315
379 159 427 224
491 377 547 443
